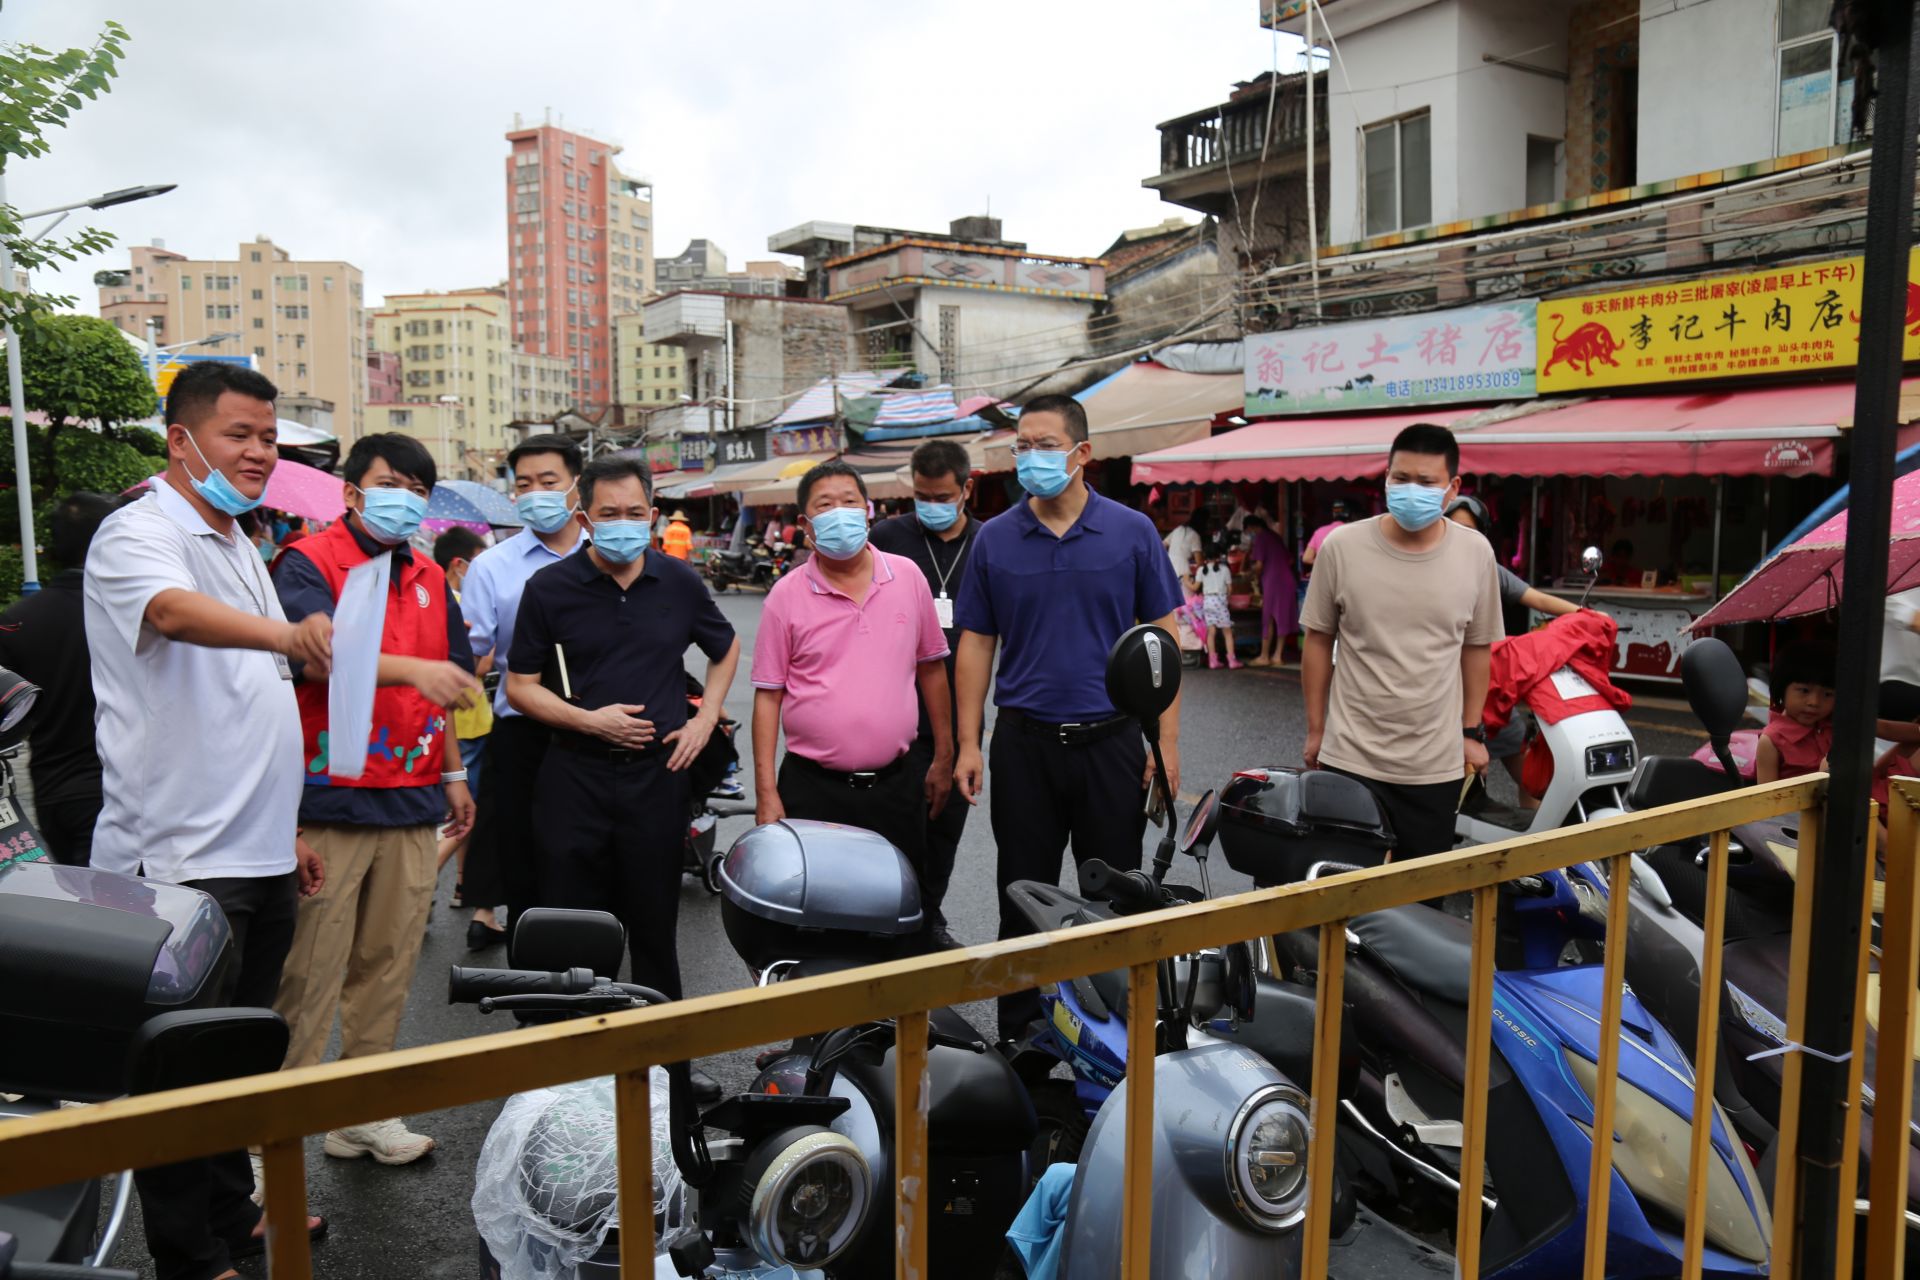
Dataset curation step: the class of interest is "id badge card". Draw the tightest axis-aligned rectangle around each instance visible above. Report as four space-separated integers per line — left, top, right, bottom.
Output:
934 592 954 629
273 651 294 681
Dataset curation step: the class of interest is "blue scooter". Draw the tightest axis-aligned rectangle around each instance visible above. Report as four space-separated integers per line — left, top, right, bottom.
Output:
1205 765 1774 1279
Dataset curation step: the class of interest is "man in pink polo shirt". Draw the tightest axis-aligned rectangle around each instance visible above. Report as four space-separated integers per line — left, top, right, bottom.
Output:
751 461 954 895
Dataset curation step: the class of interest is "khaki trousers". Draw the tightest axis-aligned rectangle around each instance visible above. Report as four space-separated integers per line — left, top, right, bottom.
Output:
274 823 437 1070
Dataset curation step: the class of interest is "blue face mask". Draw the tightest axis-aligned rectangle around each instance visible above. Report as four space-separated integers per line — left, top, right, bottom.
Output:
515 485 576 535
355 486 429 545
1385 482 1449 533
1015 448 1080 500
590 519 651 564
181 429 265 517
807 506 869 560
914 500 960 532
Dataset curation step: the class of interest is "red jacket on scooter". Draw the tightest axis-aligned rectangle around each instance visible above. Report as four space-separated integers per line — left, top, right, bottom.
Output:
1482 610 1631 733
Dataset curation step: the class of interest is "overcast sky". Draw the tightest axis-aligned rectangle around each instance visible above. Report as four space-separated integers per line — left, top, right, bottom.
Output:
15 2 1300 317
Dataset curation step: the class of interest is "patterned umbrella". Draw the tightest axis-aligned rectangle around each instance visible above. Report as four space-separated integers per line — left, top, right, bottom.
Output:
1692 469 1920 629
428 479 522 528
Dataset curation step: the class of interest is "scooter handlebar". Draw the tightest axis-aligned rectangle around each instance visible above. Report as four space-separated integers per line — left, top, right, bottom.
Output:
1080 860 1168 916
447 965 600 1004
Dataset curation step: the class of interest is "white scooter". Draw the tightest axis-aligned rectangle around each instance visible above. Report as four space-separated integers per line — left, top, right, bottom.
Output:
1455 547 1641 846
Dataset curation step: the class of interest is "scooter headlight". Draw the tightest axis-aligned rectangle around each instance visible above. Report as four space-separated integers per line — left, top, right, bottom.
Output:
1563 1050 1770 1263
746 1127 871 1269
1226 1084 1311 1231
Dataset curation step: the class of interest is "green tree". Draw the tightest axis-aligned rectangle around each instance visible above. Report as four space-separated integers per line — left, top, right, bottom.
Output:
1 313 154 492
0 21 129 331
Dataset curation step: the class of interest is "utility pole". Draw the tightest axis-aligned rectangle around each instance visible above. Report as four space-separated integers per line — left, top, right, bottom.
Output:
1793 6 1920 1276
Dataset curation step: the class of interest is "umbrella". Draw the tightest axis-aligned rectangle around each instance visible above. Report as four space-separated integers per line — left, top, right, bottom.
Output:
142 458 347 523
1692 468 1920 629
428 480 521 528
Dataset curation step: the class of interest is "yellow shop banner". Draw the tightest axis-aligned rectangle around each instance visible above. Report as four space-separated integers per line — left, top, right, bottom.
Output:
1536 251 1920 392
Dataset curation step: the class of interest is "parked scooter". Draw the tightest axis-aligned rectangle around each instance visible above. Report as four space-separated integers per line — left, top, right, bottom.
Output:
0 857 291 1274
704 540 781 594
1603 637 1920 1251
1204 764 1775 1278
0 1233 136 1280
1456 546 1640 846
736 625 1440 1278
678 676 752 896
455 909 873 1280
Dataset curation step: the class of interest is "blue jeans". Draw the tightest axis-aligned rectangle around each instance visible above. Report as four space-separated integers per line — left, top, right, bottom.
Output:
460 735 487 797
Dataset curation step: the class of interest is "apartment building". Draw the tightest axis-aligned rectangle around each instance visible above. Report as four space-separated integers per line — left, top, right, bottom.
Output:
614 312 687 409
504 114 656 408
97 236 366 438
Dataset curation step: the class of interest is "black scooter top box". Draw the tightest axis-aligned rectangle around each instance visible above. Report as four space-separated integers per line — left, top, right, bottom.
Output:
1216 767 1395 888
0 859 231 1101
717 819 922 971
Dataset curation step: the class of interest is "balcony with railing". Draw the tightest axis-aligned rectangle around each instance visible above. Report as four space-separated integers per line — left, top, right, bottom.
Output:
1144 70 1327 216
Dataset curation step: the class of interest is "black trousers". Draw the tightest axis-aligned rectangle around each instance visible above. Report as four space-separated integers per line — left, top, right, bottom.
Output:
35 791 101 867
906 735 967 932
136 871 298 1280
1324 764 1462 860
777 751 928 893
534 749 689 999
989 720 1148 1039
463 716 551 939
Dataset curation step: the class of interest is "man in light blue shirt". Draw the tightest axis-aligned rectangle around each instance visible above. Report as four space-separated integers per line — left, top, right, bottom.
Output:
458 433 585 951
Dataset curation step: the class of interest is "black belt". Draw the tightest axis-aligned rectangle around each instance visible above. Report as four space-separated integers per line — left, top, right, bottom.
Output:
1000 708 1135 746
785 751 910 789
550 732 661 766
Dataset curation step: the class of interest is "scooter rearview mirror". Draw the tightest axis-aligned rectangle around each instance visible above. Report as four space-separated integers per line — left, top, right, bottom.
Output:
1681 639 1749 769
1104 624 1181 733
1580 546 1604 577
1180 788 1220 856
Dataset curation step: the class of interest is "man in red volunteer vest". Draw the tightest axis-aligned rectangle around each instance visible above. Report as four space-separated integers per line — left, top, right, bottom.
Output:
270 433 481 1166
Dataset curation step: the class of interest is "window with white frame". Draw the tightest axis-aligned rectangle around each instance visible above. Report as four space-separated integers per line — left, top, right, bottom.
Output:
1777 0 1856 153
1362 111 1431 236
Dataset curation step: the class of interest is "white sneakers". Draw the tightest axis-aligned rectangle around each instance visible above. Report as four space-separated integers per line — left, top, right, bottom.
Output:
322 1117 436 1165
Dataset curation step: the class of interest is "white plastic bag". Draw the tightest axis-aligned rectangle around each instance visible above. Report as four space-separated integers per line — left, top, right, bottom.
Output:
472 1070 685 1280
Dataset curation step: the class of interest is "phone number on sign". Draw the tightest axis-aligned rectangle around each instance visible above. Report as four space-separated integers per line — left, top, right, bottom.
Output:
1382 370 1531 398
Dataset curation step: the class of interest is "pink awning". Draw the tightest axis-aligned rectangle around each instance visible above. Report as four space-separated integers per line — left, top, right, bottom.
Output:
1132 379 1920 485
1130 408 1479 485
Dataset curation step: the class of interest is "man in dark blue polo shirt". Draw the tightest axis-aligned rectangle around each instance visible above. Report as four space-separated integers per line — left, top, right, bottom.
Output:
507 456 740 1017
952 393 1186 1039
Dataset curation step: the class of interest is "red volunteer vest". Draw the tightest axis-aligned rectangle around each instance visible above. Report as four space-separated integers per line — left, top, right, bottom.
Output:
287 519 450 790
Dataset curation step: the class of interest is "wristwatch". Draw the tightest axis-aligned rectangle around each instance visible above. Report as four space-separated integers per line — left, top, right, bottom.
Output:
442 769 470 783
1461 725 1488 744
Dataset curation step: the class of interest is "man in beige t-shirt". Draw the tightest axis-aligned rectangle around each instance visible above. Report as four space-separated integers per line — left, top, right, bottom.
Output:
1300 423 1502 860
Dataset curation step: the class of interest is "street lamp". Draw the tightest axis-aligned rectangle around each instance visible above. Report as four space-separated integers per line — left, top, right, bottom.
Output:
0 177 175 593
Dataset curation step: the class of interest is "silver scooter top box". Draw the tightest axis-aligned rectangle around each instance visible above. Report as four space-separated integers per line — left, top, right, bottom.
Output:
0 859 231 1101
717 819 922 972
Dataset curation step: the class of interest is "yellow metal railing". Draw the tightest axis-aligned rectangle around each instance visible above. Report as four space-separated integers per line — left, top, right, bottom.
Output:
0 776 1871 1278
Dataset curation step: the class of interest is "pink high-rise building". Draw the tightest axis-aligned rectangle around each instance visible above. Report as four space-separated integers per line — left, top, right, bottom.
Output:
504 115 655 408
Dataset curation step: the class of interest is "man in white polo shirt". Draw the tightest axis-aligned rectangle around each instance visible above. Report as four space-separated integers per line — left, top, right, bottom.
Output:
84 361 331 1280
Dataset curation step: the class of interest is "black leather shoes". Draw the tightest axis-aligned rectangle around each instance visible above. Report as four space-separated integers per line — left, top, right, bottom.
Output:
466 919 507 952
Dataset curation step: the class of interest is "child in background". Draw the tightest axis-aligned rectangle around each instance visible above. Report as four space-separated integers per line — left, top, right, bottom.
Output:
1758 644 1919 827
1755 645 1834 785
1196 536 1241 670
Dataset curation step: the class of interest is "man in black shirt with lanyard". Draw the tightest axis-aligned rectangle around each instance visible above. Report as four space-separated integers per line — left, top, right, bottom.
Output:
870 439 977 948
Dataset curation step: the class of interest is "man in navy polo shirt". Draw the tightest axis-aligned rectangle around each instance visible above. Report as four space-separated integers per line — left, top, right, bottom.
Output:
952 393 1186 1039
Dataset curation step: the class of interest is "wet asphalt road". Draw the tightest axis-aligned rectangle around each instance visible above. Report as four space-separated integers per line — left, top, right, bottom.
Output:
101 588 1705 1279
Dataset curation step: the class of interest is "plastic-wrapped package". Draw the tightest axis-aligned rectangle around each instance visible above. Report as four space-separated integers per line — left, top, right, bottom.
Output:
472 1070 686 1280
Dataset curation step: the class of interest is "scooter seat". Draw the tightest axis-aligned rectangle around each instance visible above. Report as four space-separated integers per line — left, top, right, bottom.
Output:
1349 905 1472 1005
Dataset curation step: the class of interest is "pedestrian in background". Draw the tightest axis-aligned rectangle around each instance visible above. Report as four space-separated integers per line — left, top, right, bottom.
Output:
270 433 480 1167
459 433 587 951
754 461 953 927
1301 497 1351 570
507 457 739 1102
434 526 494 903
1242 514 1298 668
1301 423 1501 861
870 439 977 948
952 394 1185 1039
0 492 116 864
663 509 694 560
85 361 330 1280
